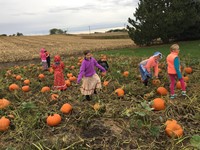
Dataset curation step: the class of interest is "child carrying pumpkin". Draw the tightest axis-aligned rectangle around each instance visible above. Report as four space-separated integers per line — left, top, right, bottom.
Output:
40 48 48 71
139 52 162 86
52 55 67 91
77 50 106 100
166 44 186 99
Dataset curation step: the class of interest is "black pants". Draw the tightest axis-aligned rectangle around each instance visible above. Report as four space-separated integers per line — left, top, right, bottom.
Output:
47 57 50 68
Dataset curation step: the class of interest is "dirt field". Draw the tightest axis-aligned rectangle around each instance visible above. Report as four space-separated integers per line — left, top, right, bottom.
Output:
0 33 135 64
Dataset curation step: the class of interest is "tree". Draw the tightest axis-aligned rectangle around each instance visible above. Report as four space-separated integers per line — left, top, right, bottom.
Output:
49 28 67 35
127 0 200 45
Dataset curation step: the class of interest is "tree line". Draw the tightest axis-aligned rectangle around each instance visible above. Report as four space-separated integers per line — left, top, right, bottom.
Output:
127 0 200 45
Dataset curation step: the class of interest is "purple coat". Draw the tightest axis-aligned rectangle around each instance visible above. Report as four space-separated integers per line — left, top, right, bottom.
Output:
77 57 106 83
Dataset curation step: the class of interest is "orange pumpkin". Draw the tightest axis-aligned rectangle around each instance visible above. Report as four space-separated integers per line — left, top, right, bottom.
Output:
41 86 50 93
0 98 10 109
183 76 189 82
165 123 183 138
93 103 101 111
152 98 165 111
157 87 168 96
123 71 129 77
176 81 187 89
69 76 77 82
38 74 45 79
16 75 22 80
49 67 54 73
67 73 73 78
51 94 59 100
152 79 161 86
22 86 30 92
184 67 192 74
103 80 109 86
60 103 72 114
23 79 30 85
70 66 75 70
115 88 125 97
65 80 71 87
9 84 19 91
46 114 61 126
0 116 10 131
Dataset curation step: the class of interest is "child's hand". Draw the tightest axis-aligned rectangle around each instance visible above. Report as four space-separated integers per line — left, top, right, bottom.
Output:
101 72 106 76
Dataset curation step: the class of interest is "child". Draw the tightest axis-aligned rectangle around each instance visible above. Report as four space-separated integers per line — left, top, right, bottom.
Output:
139 52 162 86
40 48 48 71
52 55 67 91
77 50 106 100
98 54 109 71
44 50 51 68
166 44 186 99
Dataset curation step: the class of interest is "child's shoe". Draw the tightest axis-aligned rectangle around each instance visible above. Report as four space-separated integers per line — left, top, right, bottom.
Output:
181 91 186 96
170 94 177 99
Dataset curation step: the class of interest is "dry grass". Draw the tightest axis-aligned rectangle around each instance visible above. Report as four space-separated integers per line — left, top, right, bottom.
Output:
0 33 135 63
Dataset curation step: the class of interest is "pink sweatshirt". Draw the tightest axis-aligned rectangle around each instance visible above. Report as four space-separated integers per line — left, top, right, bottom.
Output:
140 56 159 77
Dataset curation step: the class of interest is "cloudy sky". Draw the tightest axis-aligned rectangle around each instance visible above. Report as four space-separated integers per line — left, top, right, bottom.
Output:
0 0 139 35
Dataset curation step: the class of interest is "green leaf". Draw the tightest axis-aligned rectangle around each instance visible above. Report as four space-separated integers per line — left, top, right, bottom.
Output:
190 135 200 149
135 111 146 117
149 126 160 137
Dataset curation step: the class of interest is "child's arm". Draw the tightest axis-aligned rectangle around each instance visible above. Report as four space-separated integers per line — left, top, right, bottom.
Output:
154 63 159 78
94 59 106 72
174 57 182 79
77 62 86 84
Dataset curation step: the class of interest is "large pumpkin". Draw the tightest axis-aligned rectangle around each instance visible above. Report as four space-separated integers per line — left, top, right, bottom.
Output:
165 122 183 138
0 98 10 109
46 114 61 126
0 116 10 131
60 103 72 114
157 87 168 96
152 98 165 111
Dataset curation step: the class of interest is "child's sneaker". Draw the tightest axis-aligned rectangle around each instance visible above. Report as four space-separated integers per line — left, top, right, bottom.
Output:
181 91 186 96
170 94 177 99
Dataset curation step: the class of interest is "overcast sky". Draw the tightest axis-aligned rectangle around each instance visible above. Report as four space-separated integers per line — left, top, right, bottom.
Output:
0 0 139 35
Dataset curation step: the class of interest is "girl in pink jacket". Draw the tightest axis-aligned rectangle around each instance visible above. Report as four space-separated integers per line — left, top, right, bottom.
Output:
139 52 162 86
40 48 48 70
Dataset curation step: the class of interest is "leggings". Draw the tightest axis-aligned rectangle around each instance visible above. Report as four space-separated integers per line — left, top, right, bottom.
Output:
169 74 186 95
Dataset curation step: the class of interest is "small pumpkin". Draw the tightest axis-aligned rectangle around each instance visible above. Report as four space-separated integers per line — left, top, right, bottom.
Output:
152 98 165 111
176 81 187 89
152 79 161 86
46 114 61 126
51 94 59 100
123 71 129 77
9 83 19 91
41 86 50 93
38 74 45 79
157 87 168 96
93 103 101 111
165 122 183 138
22 86 30 92
0 116 10 131
0 98 10 109
183 76 189 82
69 76 77 82
16 75 22 80
23 79 30 85
103 80 109 86
184 67 192 74
60 103 72 114
70 66 75 70
65 80 71 87
115 88 125 97
49 67 54 73
67 73 73 78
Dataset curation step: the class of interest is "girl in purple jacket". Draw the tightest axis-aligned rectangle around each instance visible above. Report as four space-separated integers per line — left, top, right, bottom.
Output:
77 50 106 100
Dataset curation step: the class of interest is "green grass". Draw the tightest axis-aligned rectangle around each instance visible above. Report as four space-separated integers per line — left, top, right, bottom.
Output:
97 40 200 58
